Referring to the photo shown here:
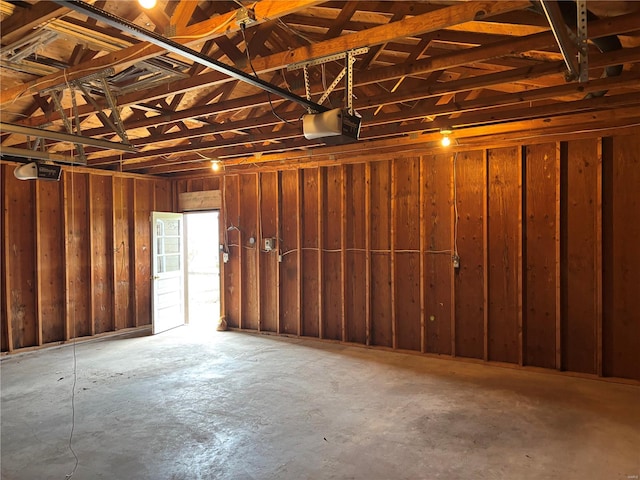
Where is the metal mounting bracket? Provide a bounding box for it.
[48,88,87,163]
[540,0,589,82]
[296,48,368,114]
[287,47,369,71]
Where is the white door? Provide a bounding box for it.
[152,212,185,334]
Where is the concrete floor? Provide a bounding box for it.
[1,327,638,480]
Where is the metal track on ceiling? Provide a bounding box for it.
[52,0,329,115]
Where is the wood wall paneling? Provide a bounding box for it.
[1,166,8,352]
[223,175,240,328]
[454,150,485,360]
[301,168,320,338]
[524,143,558,369]
[154,180,173,211]
[134,179,154,328]
[345,164,367,344]
[603,134,640,380]
[5,171,37,349]
[1,163,174,353]
[394,157,421,351]
[89,175,114,335]
[66,172,92,338]
[487,147,521,364]
[112,177,135,330]
[36,179,66,344]
[279,170,300,335]
[322,166,343,341]
[240,174,259,330]
[423,154,453,355]
[369,161,393,347]
[561,138,600,374]
[259,172,278,333]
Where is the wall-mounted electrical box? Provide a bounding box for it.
[263,238,276,252]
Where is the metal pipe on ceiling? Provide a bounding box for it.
[0,122,137,152]
[53,0,329,115]
[0,146,81,164]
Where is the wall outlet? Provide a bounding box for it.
[452,254,460,269]
[223,252,229,263]
[263,237,275,252]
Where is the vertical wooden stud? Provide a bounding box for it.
[419,155,426,354]
[237,176,243,330]
[132,180,139,328]
[88,177,96,336]
[390,159,397,350]
[318,168,324,339]
[555,142,562,369]
[64,173,72,341]
[365,163,372,346]
[256,173,262,331]
[34,183,44,346]
[110,177,118,332]
[483,150,489,362]
[341,165,347,342]
[4,170,14,351]
[450,152,456,357]
[518,147,525,366]
[595,138,603,376]
[296,170,303,336]
[275,173,280,334]
[219,175,226,324]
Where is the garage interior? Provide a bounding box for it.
[1,0,639,478]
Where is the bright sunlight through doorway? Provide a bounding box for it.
[185,211,220,326]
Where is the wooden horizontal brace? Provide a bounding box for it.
[0,0,322,105]
[0,122,136,152]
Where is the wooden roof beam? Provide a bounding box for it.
[0,0,323,105]
[0,2,69,45]
[85,75,640,168]
[170,0,199,31]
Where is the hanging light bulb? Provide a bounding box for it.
[138,0,156,9]
[440,128,452,147]
[211,160,221,172]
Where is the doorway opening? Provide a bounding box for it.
[185,211,220,326]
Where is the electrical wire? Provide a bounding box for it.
[65,145,79,480]
[240,22,294,126]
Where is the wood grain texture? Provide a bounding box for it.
[5,172,37,349]
[562,139,600,374]
[36,180,66,344]
[345,164,367,344]
[90,175,114,334]
[394,157,421,351]
[524,143,558,369]
[369,161,392,347]
[259,172,278,333]
[454,150,485,359]
[134,179,153,328]
[279,170,300,335]
[301,168,320,338]
[113,177,135,330]
[322,166,343,341]
[423,154,453,355]
[66,172,92,338]
[1,166,7,351]
[154,179,173,211]
[240,174,259,330]
[487,147,521,363]
[223,175,240,328]
[603,133,640,380]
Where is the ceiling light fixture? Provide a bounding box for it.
[138,0,156,9]
[211,160,221,172]
[440,128,453,147]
